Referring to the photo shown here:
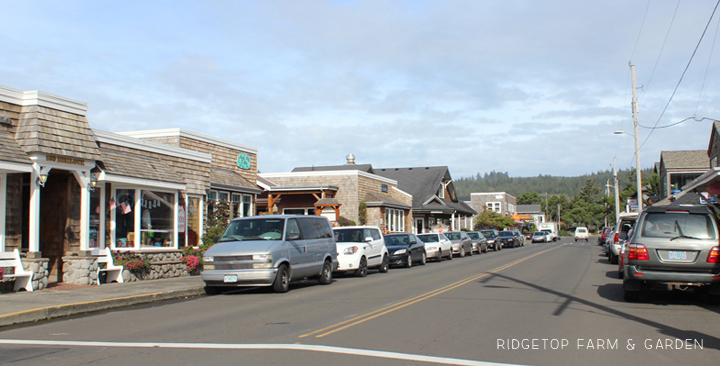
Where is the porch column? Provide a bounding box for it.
[28,163,47,253]
[72,170,92,251]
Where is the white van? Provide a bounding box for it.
[574,227,589,242]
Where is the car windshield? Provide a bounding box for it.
[641,212,715,239]
[445,232,462,240]
[467,233,480,240]
[417,234,438,243]
[333,229,365,243]
[533,232,545,236]
[384,235,410,246]
[481,231,496,238]
[219,218,285,241]
[498,231,513,237]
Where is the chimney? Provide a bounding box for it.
[346,153,356,165]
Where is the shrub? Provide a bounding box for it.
[180,243,212,272]
[112,251,151,273]
[337,216,356,226]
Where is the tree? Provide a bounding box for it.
[474,209,515,230]
[517,192,542,205]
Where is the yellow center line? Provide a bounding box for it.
[300,244,567,338]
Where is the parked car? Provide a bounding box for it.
[332,226,389,277]
[384,233,427,267]
[417,232,453,261]
[598,226,614,246]
[466,231,488,253]
[513,230,525,246]
[497,230,521,248]
[202,215,337,294]
[574,227,589,242]
[481,229,501,251]
[622,204,720,303]
[606,212,639,264]
[531,231,548,243]
[445,231,474,257]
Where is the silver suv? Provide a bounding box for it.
[622,204,720,302]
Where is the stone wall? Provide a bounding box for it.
[62,250,192,286]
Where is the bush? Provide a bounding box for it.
[180,243,212,272]
[337,216,356,226]
[112,251,151,273]
[202,200,231,245]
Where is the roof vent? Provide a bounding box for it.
[346,154,356,165]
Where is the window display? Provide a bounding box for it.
[140,190,174,248]
[114,188,135,248]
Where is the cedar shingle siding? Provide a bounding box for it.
[16,105,100,160]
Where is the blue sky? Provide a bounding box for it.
[3,1,719,178]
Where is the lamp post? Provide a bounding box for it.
[614,129,642,212]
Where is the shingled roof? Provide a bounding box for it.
[15,105,100,160]
[210,167,262,194]
[375,167,449,208]
[97,148,185,184]
[363,192,412,210]
[292,164,374,173]
[0,130,32,165]
[660,150,709,170]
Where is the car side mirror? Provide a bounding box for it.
[410,240,417,244]
[364,237,373,242]
[213,236,220,243]
[287,232,300,241]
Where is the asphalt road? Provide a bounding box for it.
[2,236,719,366]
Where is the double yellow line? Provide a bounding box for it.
[300,244,566,338]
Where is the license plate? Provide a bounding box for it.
[223,274,238,283]
[668,251,687,260]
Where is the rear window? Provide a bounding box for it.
[418,234,438,243]
[640,212,716,239]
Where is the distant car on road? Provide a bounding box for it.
[574,227,589,242]
[481,229,501,251]
[445,231,473,257]
[497,230,521,248]
[598,226,614,246]
[531,231,548,243]
[466,231,488,253]
[417,233,453,261]
[384,233,427,268]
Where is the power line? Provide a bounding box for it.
[638,0,720,151]
[640,0,681,102]
[695,13,720,114]
[638,116,719,129]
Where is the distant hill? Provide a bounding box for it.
[454,169,653,200]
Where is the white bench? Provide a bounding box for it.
[92,247,124,285]
[0,249,34,292]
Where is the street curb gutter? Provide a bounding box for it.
[0,287,206,327]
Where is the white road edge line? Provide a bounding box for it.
[0,339,530,366]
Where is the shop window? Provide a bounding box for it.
[218,191,229,202]
[140,190,175,248]
[186,196,202,247]
[114,188,136,248]
[89,187,101,248]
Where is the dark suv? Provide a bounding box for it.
[498,230,521,248]
[622,204,720,302]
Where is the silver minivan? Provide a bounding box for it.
[201,215,338,293]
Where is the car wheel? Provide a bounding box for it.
[623,289,640,302]
[318,260,333,285]
[610,252,618,265]
[420,251,427,265]
[273,264,290,293]
[378,255,389,273]
[405,254,413,268]
[459,247,466,257]
[355,256,368,277]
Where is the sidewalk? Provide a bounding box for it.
[0,276,206,327]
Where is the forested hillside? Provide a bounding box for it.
[454,169,654,199]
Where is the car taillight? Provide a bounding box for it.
[628,243,649,261]
[708,246,720,263]
[613,233,619,243]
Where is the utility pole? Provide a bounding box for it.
[613,156,621,221]
[630,63,643,212]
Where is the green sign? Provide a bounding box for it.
[237,153,252,170]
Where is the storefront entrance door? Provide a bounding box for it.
[39,171,73,282]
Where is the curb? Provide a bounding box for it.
[0,287,206,327]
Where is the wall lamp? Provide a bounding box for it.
[36,167,52,187]
[88,172,100,191]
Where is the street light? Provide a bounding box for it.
[614,130,643,212]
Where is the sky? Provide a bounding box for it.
[2,1,720,179]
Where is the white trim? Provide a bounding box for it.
[422,195,446,206]
[260,170,398,185]
[99,172,186,191]
[0,85,88,116]
[117,128,259,154]
[0,161,33,173]
[93,129,212,163]
[256,179,272,191]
